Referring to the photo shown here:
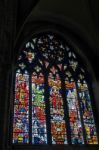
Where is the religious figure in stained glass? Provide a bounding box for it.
[48,67,67,144]
[32,71,47,144]
[65,78,84,144]
[77,79,98,144]
[13,70,29,143]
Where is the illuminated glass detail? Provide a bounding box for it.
[78,79,98,144]
[37,34,65,63]
[48,67,67,144]
[12,33,98,145]
[65,78,84,144]
[32,71,47,144]
[13,70,29,143]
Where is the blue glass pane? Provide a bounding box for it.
[78,80,98,144]
[66,79,84,144]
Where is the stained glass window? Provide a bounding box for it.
[32,70,47,144]
[12,33,98,145]
[13,70,29,143]
[77,79,98,144]
[65,77,84,144]
[48,67,67,144]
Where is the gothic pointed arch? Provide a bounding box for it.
[12,32,98,145]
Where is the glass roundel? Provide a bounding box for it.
[12,33,98,145]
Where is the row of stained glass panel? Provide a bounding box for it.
[13,70,98,144]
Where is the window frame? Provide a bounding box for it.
[9,30,99,148]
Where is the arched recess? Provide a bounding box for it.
[9,32,99,149]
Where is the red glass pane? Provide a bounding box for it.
[49,67,67,144]
[13,71,29,143]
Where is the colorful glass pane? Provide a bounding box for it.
[48,67,67,144]
[69,60,78,71]
[13,70,29,143]
[37,34,65,63]
[77,80,98,144]
[65,79,84,144]
[24,50,35,63]
[32,72,47,144]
